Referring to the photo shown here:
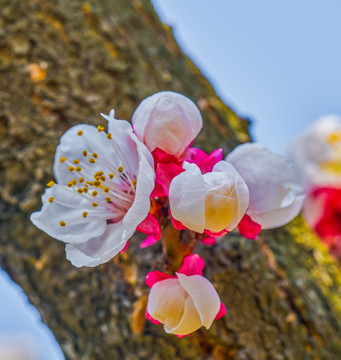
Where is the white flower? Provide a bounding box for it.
[226,143,304,229]
[169,161,249,234]
[132,91,202,157]
[289,115,341,187]
[31,111,155,267]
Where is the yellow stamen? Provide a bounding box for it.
[79,177,84,183]
[92,153,98,158]
[93,180,101,186]
[67,182,73,188]
[92,191,98,196]
[83,212,88,218]
[48,197,54,203]
[59,221,66,227]
[77,188,83,194]
[47,181,55,187]
[59,157,66,163]
[105,197,111,203]
[86,181,93,185]
[68,166,75,171]
[83,187,88,193]
[83,150,87,157]
[109,174,114,179]
[327,131,341,145]
[92,202,98,207]
[118,166,124,173]
[107,133,112,139]
[97,125,104,132]
[132,179,137,186]
[75,166,82,172]
[104,187,110,193]
[89,158,95,164]
[77,130,83,136]
[73,159,80,164]
[71,179,77,186]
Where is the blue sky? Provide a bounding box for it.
[1,1,341,357]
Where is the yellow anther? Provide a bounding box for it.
[67,182,73,187]
[48,197,54,203]
[93,180,101,186]
[47,181,55,187]
[132,179,137,186]
[100,176,106,181]
[83,212,88,218]
[79,177,84,183]
[327,131,341,145]
[83,150,87,157]
[105,197,111,203]
[104,187,110,193]
[68,166,75,171]
[92,191,98,197]
[77,188,83,194]
[83,187,88,193]
[92,202,98,207]
[107,133,112,140]
[97,125,104,132]
[71,179,77,186]
[109,174,114,179]
[59,157,67,163]
[95,171,104,177]
[92,153,98,158]
[89,158,96,164]
[59,221,66,227]
[118,166,124,173]
[76,166,82,172]
[73,159,80,164]
[77,130,83,136]
[86,181,93,185]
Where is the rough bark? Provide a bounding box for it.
[0,0,340,359]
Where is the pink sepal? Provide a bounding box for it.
[146,271,175,287]
[215,302,227,320]
[137,213,161,240]
[120,241,129,254]
[238,214,261,240]
[155,162,184,197]
[169,209,187,230]
[140,235,159,248]
[145,309,161,325]
[176,333,190,338]
[182,147,223,174]
[200,236,216,245]
[178,254,205,276]
[204,228,229,238]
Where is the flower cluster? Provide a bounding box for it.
[290,116,341,259]
[31,91,304,336]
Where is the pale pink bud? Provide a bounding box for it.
[132,91,202,157]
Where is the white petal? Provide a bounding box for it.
[147,278,185,330]
[176,273,220,329]
[165,296,203,335]
[54,123,138,185]
[226,143,304,228]
[169,163,206,233]
[132,91,202,157]
[65,222,128,267]
[30,185,107,244]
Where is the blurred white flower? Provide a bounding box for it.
[132,91,202,157]
[226,143,304,229]
[289,115,341,188]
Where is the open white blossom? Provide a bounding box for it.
[31,111,155,267]
[289,115,341,187]
[226,143,304,229]
[132,91,202,157]
[169,161,249,234]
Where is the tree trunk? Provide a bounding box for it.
[1,0,340,359]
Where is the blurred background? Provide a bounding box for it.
[1,1,341,358]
